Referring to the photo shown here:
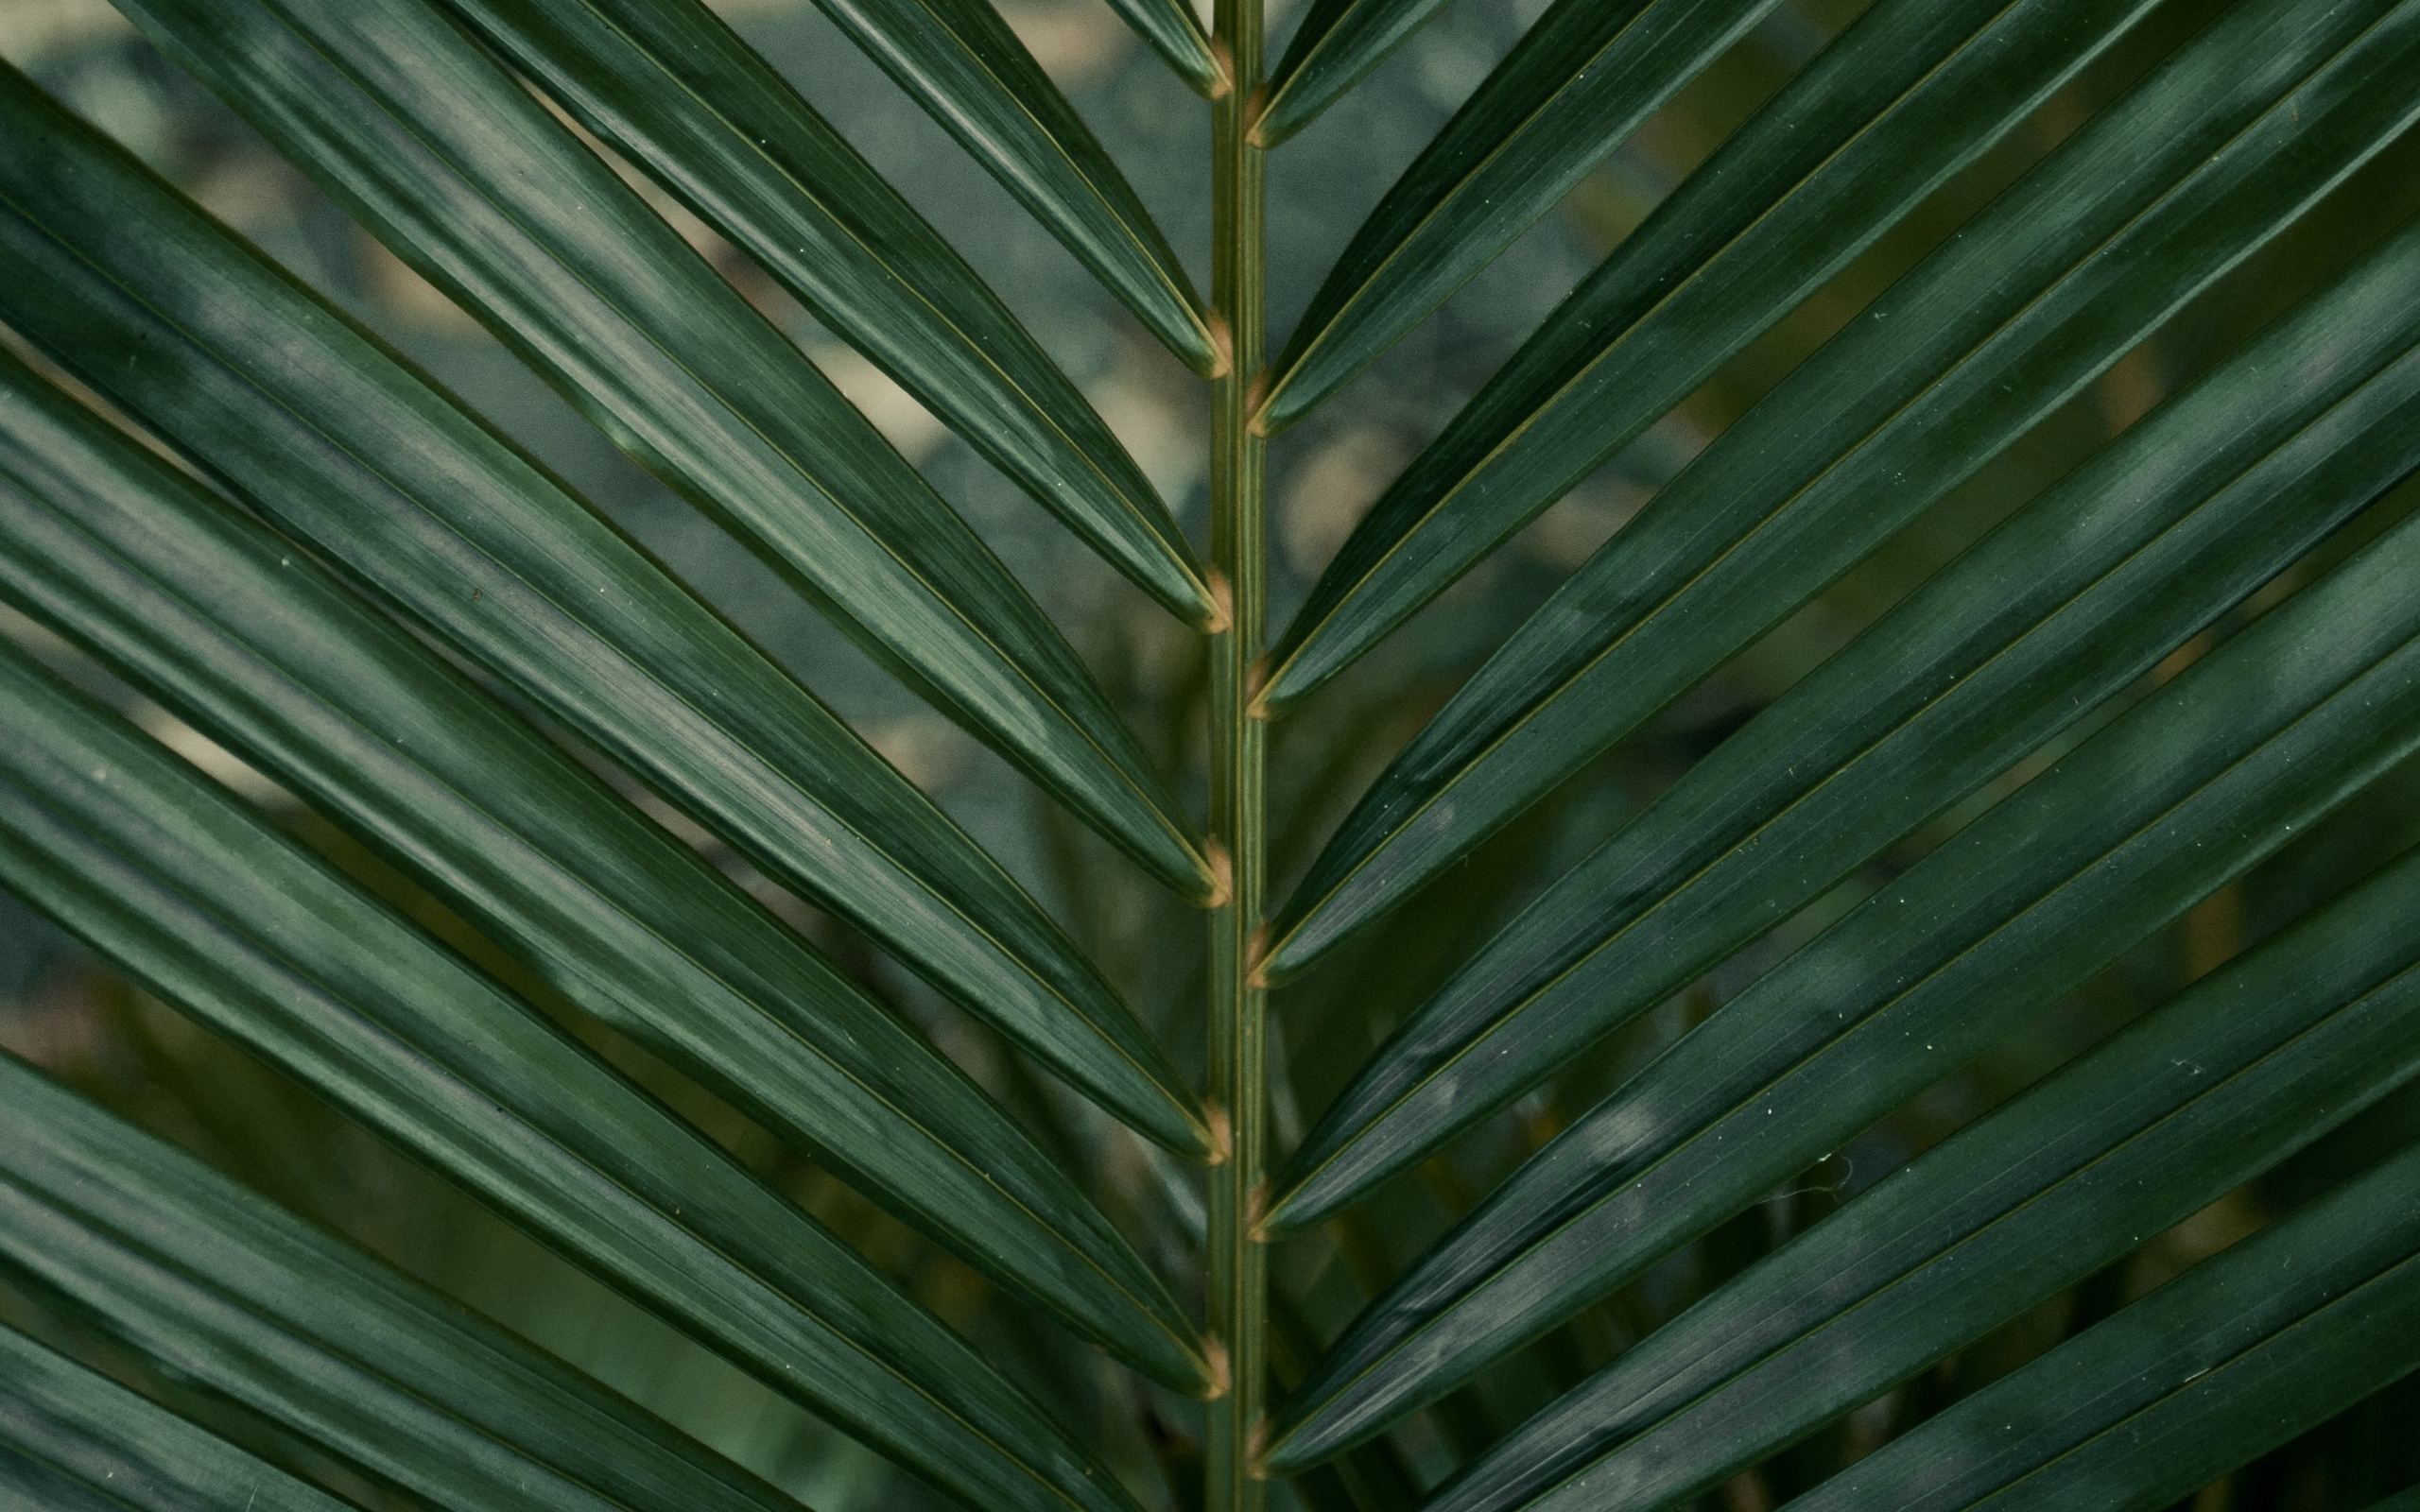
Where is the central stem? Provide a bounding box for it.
[1205,0,1266,1502]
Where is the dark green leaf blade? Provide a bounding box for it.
[1785,1139,2420,1512]
[1268,494,2420,1457]
[1265,197,2420,1235]
[0,1321,355,1512]
[436,0,1215,626]
[0,58,1219,1149]
[105,0,1211,898]
[1269,0,2420,967]
[1092,0,1224,99]
[1420,841,2420,1512]
[1253,0,1452,150]
[1253,0,1787,435]
[0,647,1141,1512]
[0,1071,816,1512]
[808,0,1220,365]
[0,348,1212,1393]
[1257,0,2163,715]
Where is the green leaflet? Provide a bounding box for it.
[1267,0,2420,965]
[1093,0,1224,98]
[0,647,1140,1512]
[434,0,1214,626]
[1417,841,2420,1512]
[1788,1138,2420,1512]
[0,62,1213,1116]
[3,0,2401,1493]
[1257,0,2163,715]
[0,1067,811,1512]
[102,0,1211,898]
[1263,198,2420,1239]
[1253,0,1454,149]
[0,1320,354,1512]
[804,0,1219,363]
[0,347,1212,1390]
[1265,489,2420,1458]
[1253,0,1786,435]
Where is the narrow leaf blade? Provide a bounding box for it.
[1785,1139,2420,1512]
[808,0,1219,364]
[1271,0,2420,965]
[1254,0,1787,434]
[1271,494,2420,1452]
[0,349,1211,1392]
[1093,0,1224,97]
[1422,842,2420,1512]
[0,645,1140,1512]
[109,0,1211,896]
[0,1321,354,1512]
[1255,0,1453,149]
[1259,0,2163,715]
[0,1070,815,1512]
[438,0,1215,624]
[1270,199,2420,1235]
[0,58,1219,1135]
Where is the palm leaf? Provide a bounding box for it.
[0,342,1213,1383]
[1409,838,2420,1510]
[1254,0,2166,718]
[0,59,1215,1086]
[1787,1136,2420,1511]
[1269,489,2420,1445]
[1096,0,1224,95]
[1270,0,2420,957]
[0,644,1138,1512]
[102,0,1211,896]
[801,0,1221,364]
[0,1057,812,1512]
[437,0,1216,625]
[0,1320,355,1512]
[1254,0,1786,436]
[9,0,2420,1502]
[1264,198,2420,1242]
[1253,0,1457,149]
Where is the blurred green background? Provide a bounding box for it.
[5,0,2420,1506]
